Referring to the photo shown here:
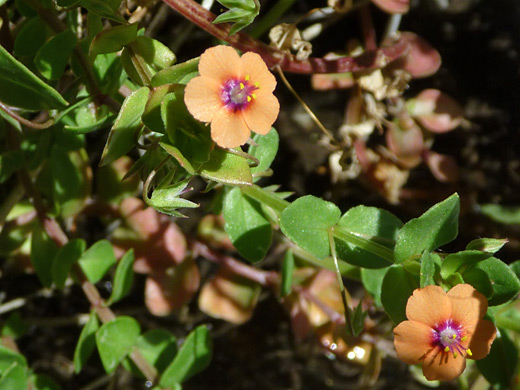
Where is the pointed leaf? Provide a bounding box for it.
[394,193,459,263]
[107,249,134,305]
[73,311,99,374]
[200,148,252,186]
[89,23,138,58]
[249,127,278,177]
[52,238,86,289]
[159,325,212,387]
[78,239,116,283]
[100,86,149,166]
[0,45,68,110]
[473,257,520,306]
[31,223,59,287]
[34,30,77,80]
[381,265,419,323]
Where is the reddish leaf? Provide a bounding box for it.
[410,89,463,133]
[372,0,409,14]
[424,151,459,182]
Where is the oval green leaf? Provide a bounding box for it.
[381,264,419,324]
[96,316,140,374]
[394,193,459,264]
[280,195,341,259]
[73,311,99,374]
[223,187,272,263]
[107,249,134,305]
[34,30,77,80]
[78,239,116,283]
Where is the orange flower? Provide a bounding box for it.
[393,284,496,381]
[184,45,279,148]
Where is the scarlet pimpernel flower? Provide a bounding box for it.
[393,284,496,381]
[184,45,280,148]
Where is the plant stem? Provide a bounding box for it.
[249,0,297,38]
[329,227,355,335]
[7,127,159,385]
[162,0,408,74]
[359,5,376,51]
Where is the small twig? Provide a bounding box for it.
[359,5,376,51]
[192,240,277,286]
[275,66,337,143]
[0,101,55,129]
[162,0,408,74]
[328,227,355,336]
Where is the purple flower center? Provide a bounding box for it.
[431,319,472,358]
[220,77,259,111]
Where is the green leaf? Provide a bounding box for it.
[13,17,48,57]
[466,237,508,254]
[89,23,138,58]
[280,195,341,259]
[30,373,62,390]
[92,52,124,95]
[420,251,435,287]
[0,150,25,183]
[360,267,388,307]
[78,239,117,283]
[381,265,419,323]
[1,312,29,339]
[0,345,27,372]
[0,44,68,110]
[50,147,90,217]
[31,223,59,287]
[249,127,278,178]
[335,206,401,268]
[122,329,178,377]
[200,148,252,186]
[480,204,520,225]
[96,316,140,374]
[73,311,99,374]
[473,257,520,306]
[223,187,271,263]
[440,250,492,280]
[121,36,176,86]
[476,328,517,389]
[107,249,134,305]
[213,0,260,35]
[142,84,175,133]
[510,260,520,280]
[0,362,27,390]
[52,239,86,289]
[34,30,77,80]
[80,0,125,22]
[100,86,149,166]
[281,250,294,297]
[394,193,459,263]
[160,325,212,387]
[462,267,494,298]
[151,57,199,87]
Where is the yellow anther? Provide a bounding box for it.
[245,75,250,81]
[252,93,257,99]
[254,82,260,88]
[444,347,450,352]
[247,96,251,102]
[452,334,457,340]
[453,353,458,358]
[467,348,472,356]
[240,83,245,90]
[461,336,467,341]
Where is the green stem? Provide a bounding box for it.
[242,184,395,266]
[329,227,355,335]
[241,184,289,214]
[249,0,297,38]
[333,226,395,264]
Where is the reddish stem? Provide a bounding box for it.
[359,5,377,51]
[192,240,278,286]
[162,0,408,74]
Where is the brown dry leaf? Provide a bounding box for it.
[198,267,261,324]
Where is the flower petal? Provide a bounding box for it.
[199,45,240,81]
[406,285,451,326]
[184,76,222,122]
[447,283,488,328]
[393,320,434,364]
[243,91,280,136]
[210,108,251,148]
[239,51,277,93]
[467,319,496,360]
[422,350,466,381]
